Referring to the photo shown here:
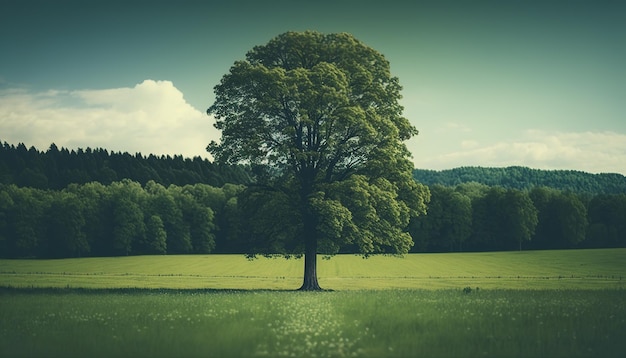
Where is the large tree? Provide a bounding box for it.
[207,31,429,290]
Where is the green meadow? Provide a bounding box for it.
[1,248,624,290]
[1,249,625,357]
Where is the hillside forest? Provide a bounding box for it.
[1,141,625,258]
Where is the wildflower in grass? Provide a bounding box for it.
[255,293,362,357]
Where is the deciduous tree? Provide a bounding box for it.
[207,31,429,290]
[144,215,167,254]
[410,185,472,252]
[586,194,626,248]
[530,187,587,249]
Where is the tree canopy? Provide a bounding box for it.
[207,31,429,290]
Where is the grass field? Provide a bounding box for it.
[1,248,624,290]
[1,249,625,357]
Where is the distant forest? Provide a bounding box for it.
[0,141,251,189]
[1,141,625,258]
[413,167,626,195]
[3,141,625,195]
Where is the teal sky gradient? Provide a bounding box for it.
[1,0,625,174]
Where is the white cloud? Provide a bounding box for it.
[413,130,626,175]
[0,80,220,159]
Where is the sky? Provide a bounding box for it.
[1,0,625,174]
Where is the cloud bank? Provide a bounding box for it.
[413,129,626,175]
[2,82,624,175]
[0,80,219,159]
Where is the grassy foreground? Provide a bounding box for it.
[0,248,624,290]
[1,249,625,357]
[1,288,624,357]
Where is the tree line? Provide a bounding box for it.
[413,166,626,194]
[1,140,625,258]
[409,183,626,252]
[1,179,624,259]
[5,142,624,196]
[0,141,251,190]
[0,180,247,258]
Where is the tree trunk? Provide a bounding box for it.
[298,193,322,291]
[298,235,321,291]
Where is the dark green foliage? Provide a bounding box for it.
[409,167,625,252]
[144,182,190,254]
[112,198,144,256]
[414,166,626,194]
[2,186,49,257]
[175,186,216,254]
[0,181,624,258]
[411,183,623,252]
[529,187,588,249]
[143,215,167,254]
[45,192,89,258]
[0,181,230,258]
[500,189,539,251]
[235,188,303,256]
[0,140,251,189]
[586,194,626,248]
[408,185,472,252]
